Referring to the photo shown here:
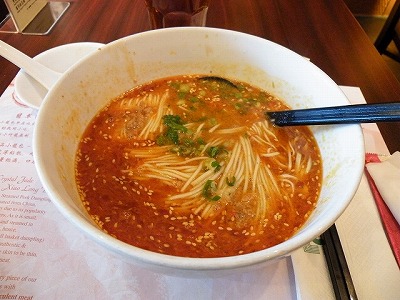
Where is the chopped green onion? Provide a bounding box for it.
[226,176,236,186]
[209,118,218,126]
[211,195,221,201]
[211,160,221,172]
[202,180,220,201]
[156,115,187,145]
[207,146,219,158]
[179,83,191,93]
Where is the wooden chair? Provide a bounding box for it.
[375,0,400,63]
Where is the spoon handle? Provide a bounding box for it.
[0,40,61,90]
[266,103,400,126]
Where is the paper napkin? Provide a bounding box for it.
[365,152,400,267]
[291,240,335,300]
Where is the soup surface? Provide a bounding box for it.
[75,75,322,258]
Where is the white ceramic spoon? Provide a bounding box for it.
[0,40,103,108]
[0,40,61,90]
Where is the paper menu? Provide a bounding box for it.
[0,86,43,297]
[0,83,296,299]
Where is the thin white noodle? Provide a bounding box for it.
[234,160,245,188]
[241,137,254,192]
[305,157,313,173]
[181,163,205,192]
[168,183,205,200]
[193,201,208,215]
[193,123,205,139]
[200,138,224,155]
[255,175,267,220]
[217,142,240,189]
[201,202,214,218]
[252,155,261,191]
[250,134,275,148]
[256,168,269,203]
[280,173,298,180]
[169,197,202,208]
[146,168,191,181]
[189,168,215,188]
[155,156,208,166]
[263,163,280,193]
[261,152,280,157]
[250,123,262,135]
[261,121,278,141]
[295,152,302,172]
[145,174,177,186]
[214,126,247,134]
[280,178,295,194]
[142,96,161,135]
[208,124,220,133]
[177,105,190,112]
[158,165,198,171]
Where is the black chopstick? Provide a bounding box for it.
[266,103,400,126]
[321,224,358,300]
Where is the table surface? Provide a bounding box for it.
[1,0,399,153]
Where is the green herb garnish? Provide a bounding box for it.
[207,146,220,158]
[156,115,187,145]
[226,176,236,186]
[211,160,221,172]
[202,180,221,201]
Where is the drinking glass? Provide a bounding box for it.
[144,0,211,29]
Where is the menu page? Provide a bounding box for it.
[0,82,296,299]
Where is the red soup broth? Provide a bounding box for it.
[75,75,322,258]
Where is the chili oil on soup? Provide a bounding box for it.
[75,75,322,258]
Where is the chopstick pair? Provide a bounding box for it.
[321,225,358,300]
[266,103,400,126]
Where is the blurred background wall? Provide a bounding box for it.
[344,0,395,16]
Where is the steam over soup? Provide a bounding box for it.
[75,75,322,258]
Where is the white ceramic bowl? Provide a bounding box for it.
[33,27,364,277]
